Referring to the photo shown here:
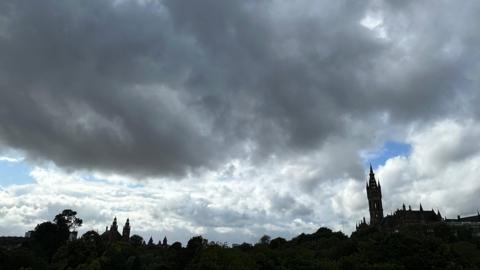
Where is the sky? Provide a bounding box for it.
[1,0,480,245]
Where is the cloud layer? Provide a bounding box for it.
[1,0,480,241]
[0,0,477,178]
[2,119,480,244]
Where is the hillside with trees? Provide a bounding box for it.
[1,210,480,270]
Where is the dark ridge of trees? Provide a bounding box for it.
[1,210,480,269]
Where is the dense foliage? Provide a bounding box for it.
[2,211,480,270]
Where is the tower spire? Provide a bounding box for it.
[163,236,168,246]
[366,164,383,226]
[368,164,377,186]
[122,218,131,241]
[110,217,118,232]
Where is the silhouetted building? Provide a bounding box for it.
[446,213,480,223]
[102,217,131,241]
[445,213,480,236]
[357,166,480,233]
[356,217,369,230]
[163,236,168,246]
[358,166,442,230]
[366,165,383,225]
[122,218,130,241]
[381,204,442,229]
[147,236,154,246]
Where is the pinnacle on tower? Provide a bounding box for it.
[366,164,383,226]
[110,217,118,232]
[368,164,377,186]
[122,218,131,240]
[163,236,168,246]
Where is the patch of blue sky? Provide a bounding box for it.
[362,141,411,170]
[81,173,145,189]
[0,159,34,186]
[78,173,108,184]
[126,182,145,189]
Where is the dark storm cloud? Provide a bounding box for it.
[0,0,478,177]
[269,193,313,217]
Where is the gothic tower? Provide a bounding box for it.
[122,218,131,240]
[162,236,168,246]
[366,165,383,225]
[110,217,118,232]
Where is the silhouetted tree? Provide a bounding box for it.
[80,230,105,255]
[31,222,66,260]
[170,241,182,250]
[81,230,100,243]
[187,236,208,255]
[234,242,252,252]
[54,209,83,232]
[182,236,210,268]
[130,234,144,246]
[270,237,287,249]
[259,234,271,245]
[0,247,47,270]
[5,211,480,270]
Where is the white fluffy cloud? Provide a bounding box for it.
[0,158,362,243]
[378,119,480,218]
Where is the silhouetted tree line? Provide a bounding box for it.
[2,209,480,269]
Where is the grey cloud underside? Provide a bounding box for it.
[0,0,478,177]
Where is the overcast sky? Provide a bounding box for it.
[1,0,480,244]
